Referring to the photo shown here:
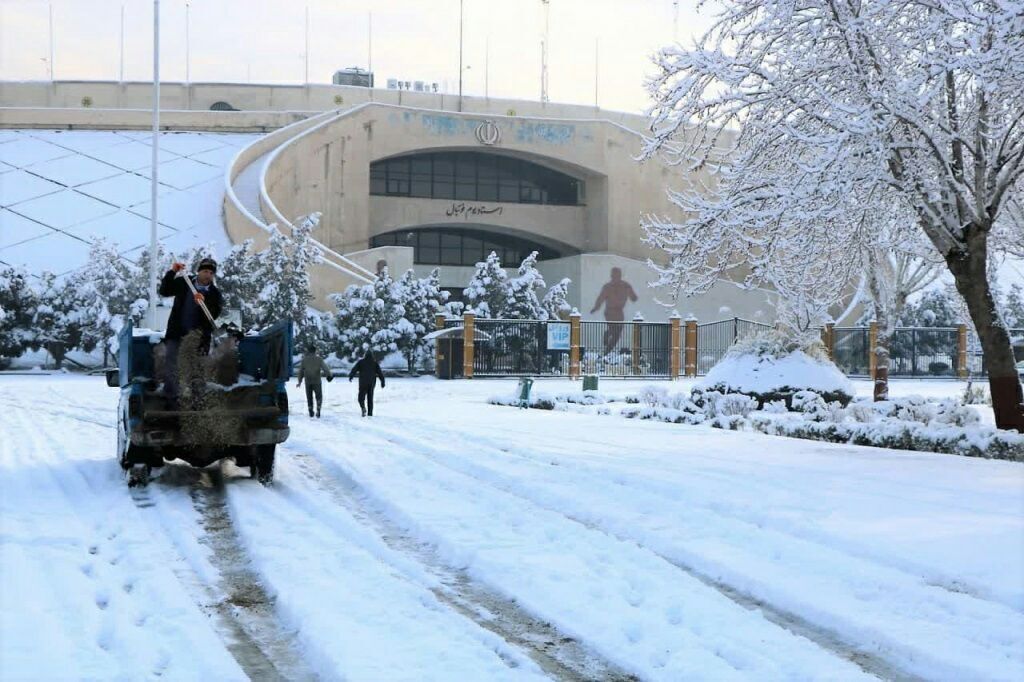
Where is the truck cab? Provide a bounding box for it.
[108,320,292,486]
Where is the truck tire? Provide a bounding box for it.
[252,444,275,485]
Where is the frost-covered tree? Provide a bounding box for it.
[543,277,573,321]
[644,1,1024,428]
[464,251,510,318]
[395,268,449,371]
[504,251,548,320]
[71,241,149,359]
[214,238,264,328]
[254,216,323,346]
[30,271,87,368]
[329,268,415,362]
[0,265,36,362]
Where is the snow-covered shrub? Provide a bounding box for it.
[697,329,854,408]
[763,399,789,414]
[845,402,878,424]
[792,390,827,413]
[934,400,981,427]
[638,385,669,407]
[893,396,937,424]
[713,393,758,418]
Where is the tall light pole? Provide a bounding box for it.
[540,0,549,103]
[457,0,464,111]
[304,3,310,84]
[147,0,161,329]
[185,0,190,84]
[48,2,55,81]
[594,37,599,109]
[484,35,489,99]
[119,4,125,82]
[673,0,679,41]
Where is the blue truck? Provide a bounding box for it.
[107,320,293,486]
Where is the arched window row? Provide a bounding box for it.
[371,227,563,267]
[370,151,582,206]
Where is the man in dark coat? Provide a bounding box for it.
[159,258,223,398]
[296,344,333,418]
[348,350,385,417]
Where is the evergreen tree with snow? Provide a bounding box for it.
[30,271,86,368]
[395,268,449,371]
[504,251,547,320]
[70,240,149,359]
[214,239,265,330]
[542,277,573,321]
[254,216,324,347]
[329,268,415,362]
[0,265,36,362]
[464,251,510,318]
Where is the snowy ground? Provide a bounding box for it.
[1,375,1022,681]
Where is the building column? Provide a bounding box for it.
[569,310,581,380]
[684,316,698,377]
[463,310,475,379]
[869,321,878,380]
[434,313,446,379]
[957,323,968,379]
[670,312,681,379]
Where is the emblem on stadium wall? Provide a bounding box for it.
[475,120,501,145]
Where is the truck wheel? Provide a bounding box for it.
[252,444,275,486]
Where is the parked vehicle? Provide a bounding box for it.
[107,320,292,486]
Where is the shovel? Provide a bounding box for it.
[177,270,231,344]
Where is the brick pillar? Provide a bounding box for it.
[869,321,878,380]
[957,323,968,379]
[670,312,682,379]
[822,323,835,360]
[569,311,581,380]
[631,312,643,375]
[684,317,698,377]
[434,313,446,379]
[463,311,475,379]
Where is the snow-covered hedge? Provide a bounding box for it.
[697,331,854,407]
[488,389,611,411]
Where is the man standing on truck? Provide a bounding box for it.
[159,258,223,400]
[348,350,385,417]
[296,344,333,418]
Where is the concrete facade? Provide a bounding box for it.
[3,81,779,324]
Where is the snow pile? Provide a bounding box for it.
[699,348,853,399]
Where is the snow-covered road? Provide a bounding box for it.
[2,375,1022,681]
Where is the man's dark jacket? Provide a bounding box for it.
[159,270,223,342]
[349,354,385,389]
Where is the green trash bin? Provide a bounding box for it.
[583,374,599,391]
[517,377,534,408]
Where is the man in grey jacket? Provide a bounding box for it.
[296,344,333,418]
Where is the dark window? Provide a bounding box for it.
[371,228,563,267]
[370,151,582,206]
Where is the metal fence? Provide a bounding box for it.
[431,316,1024,380]
[472,319,568,377]
[696,318,773,375]
[579,320,672,378]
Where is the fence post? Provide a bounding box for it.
[684,316,698,377]
[821,322,835,360]
[631,312,643,375]
[670,311,681,379]
[434,313,446,379]
[869,321,878,380]
[957,323,968,379]
[569,310,581,380]
[463,310,475,379]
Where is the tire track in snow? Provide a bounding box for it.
[367,412,1019,613]
[281,446,638,682]
[0,389,315,680]
[341,418,922,682]
[130,465,317,682]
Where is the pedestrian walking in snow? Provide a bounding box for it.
[159,258,222,400]
[296,344,333,418]
[348,350,385,417]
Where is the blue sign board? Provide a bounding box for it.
[547,322,570,350]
